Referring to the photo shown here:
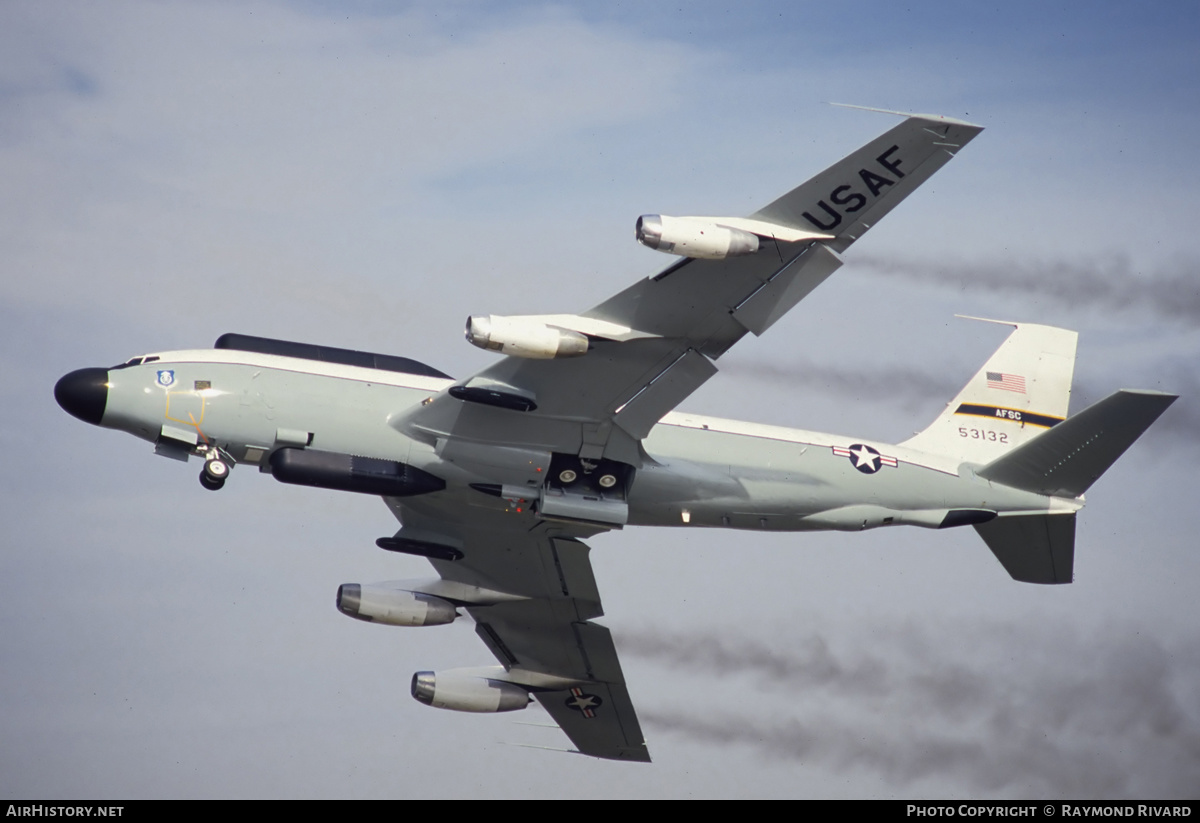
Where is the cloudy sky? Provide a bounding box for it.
[4,0,1199,799]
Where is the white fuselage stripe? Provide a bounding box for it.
[138,349,454,392]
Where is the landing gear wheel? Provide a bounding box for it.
[200,458,229,491]
[199,471,226,491]
[558,469,578,484]
[598,474,617,488]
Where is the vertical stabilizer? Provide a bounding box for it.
[901,319,1077,464]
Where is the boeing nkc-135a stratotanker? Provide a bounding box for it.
[55,110,1175,762]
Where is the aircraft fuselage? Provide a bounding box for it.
[57,346,1074,536]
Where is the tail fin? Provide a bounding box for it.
[901,319,1078,464]
[978,389,1177,497]
[972,389,1175,586]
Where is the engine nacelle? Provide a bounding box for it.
[636,214,760,259]
[465,315,589,359]
[411,669,531,713]
[336,584,457,627]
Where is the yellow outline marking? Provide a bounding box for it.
[165,392,210,443]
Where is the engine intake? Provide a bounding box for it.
[465,315,589,359]
[337,584,458,627]
[411,669,531,713]
[636,214,760,259]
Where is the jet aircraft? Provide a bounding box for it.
[55,110,1175,762]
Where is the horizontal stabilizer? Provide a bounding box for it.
[977,390,1176,497]
[975,513,1076,584]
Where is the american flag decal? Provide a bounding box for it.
[986,371,1026,393]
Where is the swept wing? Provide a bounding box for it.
[388,112,984,759]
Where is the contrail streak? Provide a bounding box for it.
[853,254,1200,322]
[626,626,1200,797]
[720,357,957,410]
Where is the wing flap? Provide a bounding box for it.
[473,600,593,676]
[730,242,844,336]
[612,347,719,441]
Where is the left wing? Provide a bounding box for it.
[396,112,983,465]
[388,496,650,761]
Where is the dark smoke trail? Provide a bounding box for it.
[621,632,890,697]
[853,254,1200,322]
[719,357,958,410]
[627,626,1200,797]
[718,359,1196,444]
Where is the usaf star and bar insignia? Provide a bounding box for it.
[832,443,898,474]
[565,687,603,718]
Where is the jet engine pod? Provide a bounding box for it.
[411,669,532,713]
[465,315,589,359]
[337,584,458,627]
[635,214,760,259]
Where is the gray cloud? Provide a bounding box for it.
[628,626,1200,797]
[854,255,1200,323]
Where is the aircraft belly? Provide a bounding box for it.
[633,423,1063,531]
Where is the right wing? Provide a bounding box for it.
[388,496,650,761]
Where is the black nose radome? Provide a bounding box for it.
[55,368,109,426]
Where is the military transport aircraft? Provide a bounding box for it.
[55,110,1175,762]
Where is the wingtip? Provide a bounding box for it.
[828,102,984,129]
[1115,388,1180,403]
[501,740,653,762]
[954,314,1019,328]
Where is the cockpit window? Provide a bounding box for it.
[110,355,160,370]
